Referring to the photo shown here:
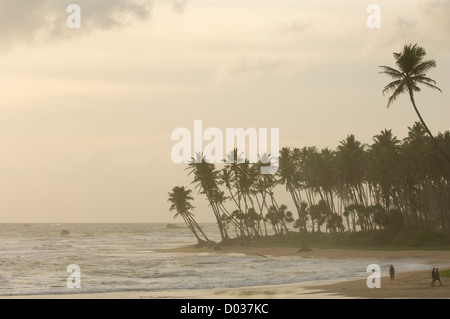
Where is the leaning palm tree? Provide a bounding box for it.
[379,43,450,162]
[168,186,210,244]
[187,153,229,241]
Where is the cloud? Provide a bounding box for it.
[214,55,300,83]
[417,0,450,48]
[360,1,450,59]
[277,19,311,34]
[0,0,153,51]
[418,0,450,27]
[170,0,189,13]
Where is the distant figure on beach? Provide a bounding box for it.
[435,268,443,286]
[431,268,436,287]
[389,265,395,280]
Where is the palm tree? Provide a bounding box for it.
[335,135,367,210]
[278,147,304,228]
[379,43,450,162]
[187,153,230,241]
[314,148,337,214]
[168,186,210,244]
[265,204,292,235]
[367,129,401,211]
[400,122,431,226]
[309,200,327,233]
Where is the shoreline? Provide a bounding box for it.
[2,246,449,299]
[158,244,450,264]
[158,244,450,298]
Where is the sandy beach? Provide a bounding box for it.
[160,245,450,299]
[2,245,449,299]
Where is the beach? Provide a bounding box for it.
[161,245,450,299]
[2,245,449,299]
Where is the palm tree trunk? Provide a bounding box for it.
[258,191,269,236]
[226,184,245,216]
[345,215,350,232]
[182,214,203,244]
[187,215,211,242]
[207,196,226,241]
[409,89,450,163]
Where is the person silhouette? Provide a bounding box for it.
[435,268,443,286]
[389,265,395,280]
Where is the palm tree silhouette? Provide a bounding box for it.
[379,43,450,162]
[187,153,229,241]
[168,186,210,244]
[335,134,367,209]
[278,147,305,228]
[367,129,401,211]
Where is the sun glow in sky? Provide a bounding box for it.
[0,0,449,222]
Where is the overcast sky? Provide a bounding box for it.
[0,0,449,223]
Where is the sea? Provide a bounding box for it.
[0,223,431,297]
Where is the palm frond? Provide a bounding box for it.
[386,84,406,108]
[395,44,426,73]
[379,66,403,79]
[415,79,442,92]
[411,83,421,92]
[413,76,442,92]
[411,59,437,75]
[411,75,437,85]
[382,80,403,96]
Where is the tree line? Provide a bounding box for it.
[168,44,449,244]
[169,123,449,244]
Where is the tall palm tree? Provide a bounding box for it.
[187,153,229,241]
[278,147,311,231]
[367,129,401,211]
[400,122,431,226]
[168,186,210,244]
[379,43,450,162]
[335,135,367,210]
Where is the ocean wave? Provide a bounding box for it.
[0,223,432,297]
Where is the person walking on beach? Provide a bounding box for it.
[431,268,436,287]
[389,265,395,280]
[435,268,443,286]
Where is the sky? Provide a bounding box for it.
[0,0,449,223]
